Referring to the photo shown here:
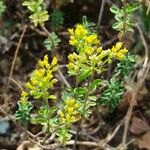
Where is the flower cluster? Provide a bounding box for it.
[68,24,99,53]
[58,98,80,125]
[20,91,29,102]
[25,55,57,100]
[67,24,128,79]
[22,0,49,26]
[108,42,128,60]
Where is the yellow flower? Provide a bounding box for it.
[84,34,99,45]
[68,29,74,35]
[111,42,123,52]
[20,91,29,102]
[25,55,58,100]
[110,42,128,60]
[58,98,80,124]
[116,53,124,60]
[96,47,102,53]
[75,24,88,37]
[119,48,128,54]
[65,98,75,106]
[21,91,28,98]
[69,37,78,46]
[84,46,94,55]
[57,110,64,118]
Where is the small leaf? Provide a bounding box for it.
[74,87,87,97]
[49,106,57,117]
[110,6,120,14]
[130,116,150,135]
[44,32,61,51]
[90,79,102,91]
[33,92,43,99]
[49,95,57,100]
[78,68,92,82]
[112,22,123,31]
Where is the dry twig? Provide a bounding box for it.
[6,25,27,90]
[121,24,150,149]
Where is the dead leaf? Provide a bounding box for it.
[130,116,150,135]
[17,141,42,150]
[118,91,137,111]
[138,131,150,150]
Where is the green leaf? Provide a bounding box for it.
[88,96,97,101]
[56,128,72,143]
[90,79,102,91]
[78,68,92,82]
[0,0,6,16]
[126,2,140,13]
[99,79,125,112]
[34,107,58,132]
[22,1,41,12]
[44,32,61,51]
[29,10,49,26]
[51,10,64,28]
[110,6,120,14]
[49,106,57,117]
[112,22,123,31]
[48,95,57,100]
[74,87,87,97]
[32,92,43,99]
[15,101,33,126]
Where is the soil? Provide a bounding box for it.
[0,0,150,150]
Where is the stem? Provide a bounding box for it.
[6,25,27,90]
[97,0,106,30]
[40,24,56,52]
[73,69,95,150]
[120,0,127,41]
[46,97,50,134]
[82,73,94,115]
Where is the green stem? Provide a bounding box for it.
[120,0,127,41]
[40,24,56,51]
[73,69,95,150]
[82,69,95,116]
[46,99,50,133]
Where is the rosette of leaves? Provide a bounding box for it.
[51,10,64,28]
[15,92,33,126]
[31,106,58,132]
[99,79,125,112]
[114,53,135,79]
[110,1,140,35]
[22,0,49,26]
[16,101,33,126]
[56,127,72,143]
[99,53,135,111]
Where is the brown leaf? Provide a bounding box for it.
[118,91,137,111]
[130,116,150,135]
[138,131,150,150]
[17,141,42,150]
